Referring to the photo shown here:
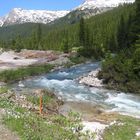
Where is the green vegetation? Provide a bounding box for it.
[69,56,88,64]
[0,86,8,94]
[0,64,53,83]
[99,0,140,93]
[0,89,95,140]
[1,90,140,140]
[0,4,134,57]
[4,110,93,140]
[27,90,57,106]
[103,116,140,140]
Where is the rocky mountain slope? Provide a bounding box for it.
[52,0,134,25]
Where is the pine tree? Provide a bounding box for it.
[36,24,41,42]
[129,0,140,45]
[15,35,23,52]
[62,30,69,53]
[63,39,69,53]
[135,0,140,23]
[117,15,128,51]
[36,24,42,49]
[79,18,85,46]
[132,35,140,77]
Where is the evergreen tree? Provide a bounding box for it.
[117,15,128,51]
[11,39,16,50]
[108,34,117,52]
[37,24,41,41]
[132,35,140,78]
[36,24,42,49]
[129,0,140,45]
[85,26,91,48]
[15,35,23,52]
[79,18,85,46]
[62,30,69,53]
[30,31,38,50]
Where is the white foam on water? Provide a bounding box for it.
[75,94,88,101]
[105,92,140,117]
[57,71,69,76]
[39,78,73,89]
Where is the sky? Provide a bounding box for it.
[0,0,84,16]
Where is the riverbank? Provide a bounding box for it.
[59,101,140,140]
[0,88,97,139]
[0,64,54,83]
[0,50,91,84]
[0,50,72,84]
[0,50,71,71]
[1,86,140,140]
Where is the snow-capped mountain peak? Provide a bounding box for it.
[0,8,70,26]
[0,17,4,26]
[77,0,135,10]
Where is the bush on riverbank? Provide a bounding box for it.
[98,53,140,94]
[0,64,53,83]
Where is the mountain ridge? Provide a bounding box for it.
[0,0,135,27]
[0,8,69,26]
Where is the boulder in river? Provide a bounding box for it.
[78,69,103,88]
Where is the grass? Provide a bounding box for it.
[1,89,140,140]
[26,90,54,106]
[4,112,80,140]
[1,90,140,140]
[103,115,140,140]
[0,89,94,140]
[2,101,93,140]
[0,98,14,108]
[0,64,53,83]
[0,86,8,94]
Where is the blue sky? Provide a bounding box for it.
[0,0,84,16]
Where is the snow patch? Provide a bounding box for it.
[77,0,135,10]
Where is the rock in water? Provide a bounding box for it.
[79,69,103,87]
[18,81,25,88]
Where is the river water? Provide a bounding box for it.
[16,62,140,118]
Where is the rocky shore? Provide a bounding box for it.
[0,50,71,71]
[78,69,103,88]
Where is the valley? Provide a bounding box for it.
[0,0,140,140]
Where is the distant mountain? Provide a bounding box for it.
[51,0,135,25]
[0,8,69,26]
[0,17,4,26]
[76,0,135,10]
[0,0,135,27]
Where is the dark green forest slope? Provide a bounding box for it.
[99,0,140,94]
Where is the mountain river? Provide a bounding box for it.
[14,62,140,118]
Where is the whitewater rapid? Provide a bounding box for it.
[17,62,140,118]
